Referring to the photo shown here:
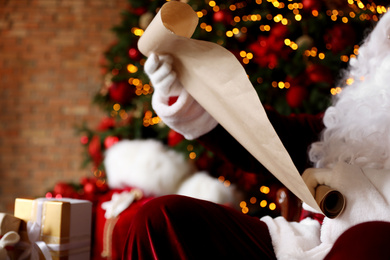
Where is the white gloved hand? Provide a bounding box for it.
[145,53,218,140]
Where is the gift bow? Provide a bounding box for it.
[18,199,52,260]
[101,189,143,219]
[0,231,20,260]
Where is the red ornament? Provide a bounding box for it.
[128,48,141,61]
[286,87,308,108]
[167,129,184,147]
[97,117,115,131]
[239,172,260,191]
[270,23,289,39]
[80,135,89,145]
[213,10,232,25]
[194,152,214,172]
[104,136,120,149]
[306,64,333,85]
[108,81,135,105]
[324,24,356,53]
[131,7,147,16]
[53,182,76,198]
[213,10,225,22]
[285,74,307,88]
[96,178,109,192]
[249,24,291,68]
[88,135,103,166]
[80,176,89,186]
[302,0,322,11]
[84,182,97,195]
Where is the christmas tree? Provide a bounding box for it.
[75,0,387,216]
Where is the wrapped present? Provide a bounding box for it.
[14,198,92,260]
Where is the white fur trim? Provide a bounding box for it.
[176,171,240,206]
[104,139,193,196]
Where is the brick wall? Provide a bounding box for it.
[0,0,128,213]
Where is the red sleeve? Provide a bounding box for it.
[197,107,324,175]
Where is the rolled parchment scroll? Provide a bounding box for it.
[138,1,345,218]
[315,185,345,219]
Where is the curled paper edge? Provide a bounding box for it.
[315,185,346,219]
[138,1,198,57]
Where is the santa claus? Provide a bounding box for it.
[123,9,390,260]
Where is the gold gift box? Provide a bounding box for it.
[14,198,92,260]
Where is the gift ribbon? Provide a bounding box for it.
[47,236,90,258]
[0,231,20,260]
[18,230,90,259]
[18,199,52,260]
[47,236,90,252]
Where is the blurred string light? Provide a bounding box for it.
[271,81,290,89]
[284,38,298,50]
[196,0,388,100]
[200,22,213,32]
[330,87,342,95]
[239,50,253,64]
[186,144,197,160]
[143,110,160,127]
[127,64,138,73]
[238,185,277,214]
[128,78,153,96]
[131,27,144,36]
[184,0,386,77]
[218,175,232,188]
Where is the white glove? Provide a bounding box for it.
[145,53,218,140]
[302,162,390,245]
